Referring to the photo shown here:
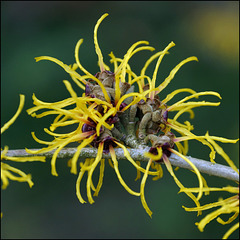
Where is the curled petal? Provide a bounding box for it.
[1,95,25,134]
[94,13,109,72]
[109,145,140,196]
[140,159,153,217]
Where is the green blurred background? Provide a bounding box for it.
[1,1,239,239]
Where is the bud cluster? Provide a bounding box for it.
[83,70,175,159]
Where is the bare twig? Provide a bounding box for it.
[3,147,239,182]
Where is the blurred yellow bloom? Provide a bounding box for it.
[187,5,239,66]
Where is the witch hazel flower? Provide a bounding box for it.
[180,136,239,239]
[27,13,238,219]
[1,95,45,190]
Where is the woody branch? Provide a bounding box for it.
[4,147,239,182]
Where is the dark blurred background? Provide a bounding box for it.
[1,1,239,239]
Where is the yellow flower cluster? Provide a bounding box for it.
[26,12,238,235]
[181,137,239,239]
[184,185,239,239]
[1,95,45,190]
